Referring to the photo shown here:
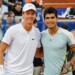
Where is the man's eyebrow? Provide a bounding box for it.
[45,16,55,18]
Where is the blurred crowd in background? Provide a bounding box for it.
[0,0,23,42]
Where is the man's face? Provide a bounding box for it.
[7,16,13,24]
[44,13,58,29]
[22,10,36,24]
[15,4,22,12]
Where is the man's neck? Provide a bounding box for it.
[22,22,33,32]
[48,26,59,35]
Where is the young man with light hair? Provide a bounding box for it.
[0,3,41,75]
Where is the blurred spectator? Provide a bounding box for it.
[10,2,22,16]
[2,15,16,36]
[69,8,75,16]
[3,0,8,6]
[8,11,15,18]
[0,0,8,19]
[30,0,40,8]
[61,23,69,30]
[8,0,22,11]
[6,15,14,27]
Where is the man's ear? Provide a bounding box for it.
[22,12,24,18]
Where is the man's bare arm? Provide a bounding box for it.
[35,47,44,58]
[65,44,75,68]
[0,42,9,64]
[70,44,75,52]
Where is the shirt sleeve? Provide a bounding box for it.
[37,40,41,48]
[2,27,14,45]
[67,32,75,45]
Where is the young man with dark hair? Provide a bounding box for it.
[41,7,75,75]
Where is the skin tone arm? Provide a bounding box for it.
[0,42,9,64]
[64,44,75,68]
[35,47,44,58]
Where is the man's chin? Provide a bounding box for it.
[48,26,54,29]
[28,22,33,25]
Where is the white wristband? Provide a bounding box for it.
[0,65,3,75]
